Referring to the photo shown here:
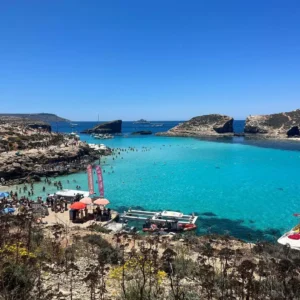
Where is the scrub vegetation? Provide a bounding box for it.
[1,208,300,300]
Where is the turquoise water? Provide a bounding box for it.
[13,133,300,241]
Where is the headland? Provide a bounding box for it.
[0,116,111,186]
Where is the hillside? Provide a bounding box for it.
[0,113,69,123]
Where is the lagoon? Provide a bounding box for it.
[13,121,300,241]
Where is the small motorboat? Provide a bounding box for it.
[278,214,300,250]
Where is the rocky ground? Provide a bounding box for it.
[28,225,300,300]
[34,227,254,300]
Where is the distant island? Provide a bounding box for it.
[0,113,69,123]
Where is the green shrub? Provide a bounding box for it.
[87,223,111,234]
[0,262,37,300]
[83,234,120,264]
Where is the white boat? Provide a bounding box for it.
[278,216,300,250]
[151,123,164,127]
[49,189,90,201]
[93,134,114,139]
[88,143,108,151]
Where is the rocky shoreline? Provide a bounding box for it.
[0,116,112,186]
[0,142,107,186]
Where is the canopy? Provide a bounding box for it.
[93,198,110,206]
[80,197,93,205]
[0,192,9,198]
[70,202,86,210]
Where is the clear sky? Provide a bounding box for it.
[1,0,300,121]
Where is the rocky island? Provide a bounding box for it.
[81,120,122,134]
[157,114,234,137]
[244,109,300,138]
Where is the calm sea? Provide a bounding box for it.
[24,120,300,241]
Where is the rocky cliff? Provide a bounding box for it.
[0,142,105,185]
[0,117,112,184]
[244,109,300,138]
[81,120,122,134]
[157,114,233,137]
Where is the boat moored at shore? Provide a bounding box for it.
[91,133,114,139]
[278,214,300,250]
[120,209,198,233]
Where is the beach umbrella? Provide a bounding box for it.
[93,198,110,206]
[80,197,93,205]
[70,202,86,210]
[0,192,9,198]
[2,207,15,214]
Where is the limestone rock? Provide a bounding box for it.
[157,114,233,137]
[0,116,52,132]
[81,120,122,134]
[244,109,300,138]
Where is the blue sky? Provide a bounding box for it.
[1,0,300,121]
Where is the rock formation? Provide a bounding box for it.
[0,116,51,132]
[131,130,152,135]
[81,120,122,134]
[157,114,233,137]
[0,117,112,184]
[244,109,300,138]
[0,142,108,184]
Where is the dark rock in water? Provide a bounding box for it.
[131,131,152,135]
[236,219,245,224]
[264,228,282,236]
[31,175,41,182]
[200,212,217,217]
[244,109,300,138]
[156,114,234,137]
[81,120,122,134]
[233,132,245,137]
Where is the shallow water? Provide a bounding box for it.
[11,123,300,241]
